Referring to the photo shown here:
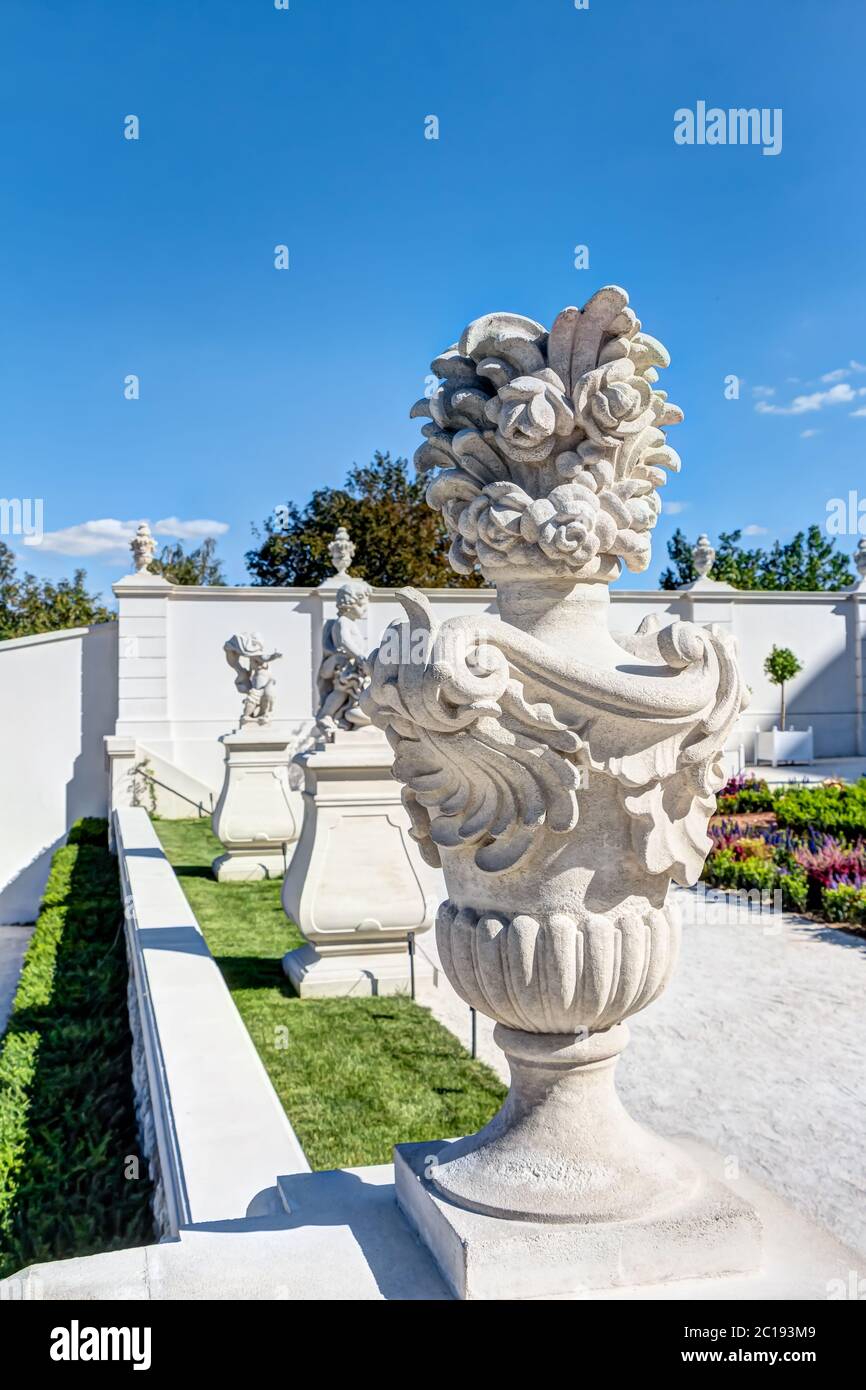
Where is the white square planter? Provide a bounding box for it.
[755,726,814,767]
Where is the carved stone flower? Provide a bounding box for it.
[460,484,527,561]
[573,359,655,447]
[484,370,574,462]
[519,483,614,568]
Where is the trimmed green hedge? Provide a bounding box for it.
[773,780,866,839]
[0,821,153,1278]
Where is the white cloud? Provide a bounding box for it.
[751,385,775,397]
[153,516,229,540]
[821,368,850,383]
[24,516,229,556]
[850,408,866,418]
[819,361,866,383]
[755,382,858,415]
[662,500,689,516]
[742,524,768,536]
[800,429,820,438]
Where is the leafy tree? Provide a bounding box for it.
[659,526,854,591]
[150,537,225,586]
[245,451,484,588]
[0,541,114,641]
[763,645,803,730]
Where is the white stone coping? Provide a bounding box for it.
[0,622,112,652]
[115,807,309,1233]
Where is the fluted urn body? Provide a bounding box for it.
[364,289,748,1224]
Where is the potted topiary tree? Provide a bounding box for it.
[756,645,812,766]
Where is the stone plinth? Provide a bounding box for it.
[211,731,301,882]
[395,1139,761,1301]
[281,728,439,996]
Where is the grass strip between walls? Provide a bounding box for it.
[154,817,506,1171]
[0,819,153,1279]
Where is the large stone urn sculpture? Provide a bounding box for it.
[211,634,302,881]
[281,580,440,996]
[363,287,761,1298]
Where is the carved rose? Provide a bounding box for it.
[459,484,527,562]
[484,371,574,462]
[520,483,612,568]
[573,359,655,446]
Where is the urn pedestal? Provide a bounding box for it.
[281,728,440,996]
[211,731,302,882]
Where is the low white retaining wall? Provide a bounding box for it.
[117,806,309,1235]
[0,623,118,924]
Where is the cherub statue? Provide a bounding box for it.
[315,580,373,737]
[224,633,282,727]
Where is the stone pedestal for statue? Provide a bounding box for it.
[211,731,302,881]
[364,288,763,1299]
[281,727,439,996]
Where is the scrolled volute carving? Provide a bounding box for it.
[363,593,748,885]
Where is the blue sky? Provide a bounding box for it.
[2,0,866,598]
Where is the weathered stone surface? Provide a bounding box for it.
[224,632,282,727]
[211,731,301,881]
[281,728,438,995]
[315,580,373,737]
[363,287,758,1290]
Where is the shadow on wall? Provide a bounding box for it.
[0,624,118,924]
[750,603,857,760]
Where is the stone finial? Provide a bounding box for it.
[315,579,372,738]
[409,285,683,584]
[223,633,282,727]
[130,522,156,574]
[855,538,866,583]
[363,288,757,1291]
[692,532,716,580]
[328,526,355,577]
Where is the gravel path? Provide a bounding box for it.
[418,887,866,1259]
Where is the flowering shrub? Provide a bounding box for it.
[793,835,866,893]
[703,823,859,925]
[821,883,866,926]
[715,774,774,815]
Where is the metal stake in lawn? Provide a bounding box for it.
[407,932,416,1000]
[470,1006,477,1059]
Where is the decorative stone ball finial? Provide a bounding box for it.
[328,526,355,577]
[855,538,866,581]
[130,522,156,574]
[692,532,716,580]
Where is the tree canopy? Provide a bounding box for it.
[659,526,855,591]
[245,451,484,588]
[149,537,226,586]
[0,541,114,641]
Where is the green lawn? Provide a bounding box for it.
[0,821,153,1279]
[153,818,505,1170]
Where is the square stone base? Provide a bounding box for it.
[212,850,287,882]
[282,942,436,997]
[395,1140,762,1300]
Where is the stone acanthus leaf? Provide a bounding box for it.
[363,592,748,885]
[411,288,683,582]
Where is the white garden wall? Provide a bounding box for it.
[0,623,117,923]
[2,569,865,922]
